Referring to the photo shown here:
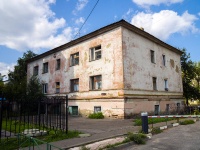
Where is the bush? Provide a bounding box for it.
[127,133,146,144]
[180,119,195,125]
[151,127,162,135]
[88,112,104,119]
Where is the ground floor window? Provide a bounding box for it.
[94,106,101,113]
[154,105,159,115]
[68,106,78,115]
[166,104,169,114]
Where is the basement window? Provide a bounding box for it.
[42,83,48,94]
[94,106,101,113]
[90,75,102,90]
[90,45,101,61]
[150,50,155,63]
[70,52,79,66]
[70,79,79,92]
[56,59,61,70]
[33,66,39,76]
[56,82,60,93]
[43,62,48,73]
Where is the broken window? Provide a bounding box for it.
[33,66,39,76]
[90,45,101,61]
[70,79,79,92]
[56,82,60,93]
[94,106,101,113]
[70,52,79,66]
[42,83,48,94]
[43,62,48,73]
[56,59,61,70]
[150,50,155,63]
[162,55,166,66]
[90,75,102,90]
[164,79,168,91]
[152,77,157,90]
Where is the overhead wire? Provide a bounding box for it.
[73,0,100,39]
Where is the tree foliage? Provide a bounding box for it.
[181,49,200,105]
[3,50,43,101]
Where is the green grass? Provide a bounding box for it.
[151,127,163,135]
[0,120,81,150]
[127,132,147,144]
[134,118,176,126]
[88,112,104,119]
[179,119,195,125]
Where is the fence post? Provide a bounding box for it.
[141,112,148,134]
[65,95,68,134]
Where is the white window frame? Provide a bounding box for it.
[90,45,101,61]
[70,52,79,66]
[90,75,102,90]
[94,106,101,113]
[70,79,79,92]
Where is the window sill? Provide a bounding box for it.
[70,91,79,93]
[89,89,102,91]
[89,58,101,62]
[70,64,79,67]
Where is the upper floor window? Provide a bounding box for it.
[56,59,61,70]
[90,75,102,90]
[70,52,79,66]
[162,55,166,66]
[70,79,79,92]
[150,50,155,63]
[152,77,157,90]
[43,62,48,73]
[164,79,168,91]
[33,66,39,76]
[56,82,60,93]
[42,83,48,94]
[90,45,101,61]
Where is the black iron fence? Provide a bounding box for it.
[0,95,68,141]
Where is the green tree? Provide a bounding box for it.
[194,61,200,91]
[181,49,200,105]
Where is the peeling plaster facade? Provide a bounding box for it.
[27,20,183,118]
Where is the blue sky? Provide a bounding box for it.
[0,0,200,78]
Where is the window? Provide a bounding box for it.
[43,62,48,73]
[94,106,101,113]
[56,59,61,70]
[166,104,169,114]
[150,50,155,63]
[33,66,39,76]
[56,82,60,93]
[42,83,48,94]
[70,52,79,66]
[162,55,166,66]
[68,106,78,115]
[154,105,159,115]
[177,103,180,113]
[90,45,101,61]
[70,79,79,92]
[152,77,157,90]
[164,79,168,91]
[90,75,102,90]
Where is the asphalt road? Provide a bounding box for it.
[127,120,200,150]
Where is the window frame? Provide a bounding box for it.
[150,50,155,63]
[70,79,79,92]
[56,59,61,70]
[90,45,102,61]
[90,75,102,90]
[42,83,48,94]
[70,52,79,66]
[152,77,157,90]
[43,62,48,74]
[164,79,168,91]
[55,82,60,93]
[33,66,39,76]
[162,54,166,66]
[94,106,101,113]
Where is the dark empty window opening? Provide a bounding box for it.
[42,83,48,94]
[164,79,168,91]
[153,77,157,90]
[154,105,159,115]
[33,66,39,76]
[162,55,166,66]
[70,52,79,66]
[70,79,79,92]
[56,59,61,70]
[90,75,102,90]
[90,45,101,61]
[150,50,155,63]
[43,62,48,73]
[56,82,60,93]
[94,106,101,113]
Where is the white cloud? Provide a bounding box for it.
[75,17,85,24]
[131,10,199,40]
[0,62,15,79]
[73,0,88,14]
[0,0,73,52]
[132,0,184,7]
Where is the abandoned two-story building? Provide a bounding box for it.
[27,20,184,118]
